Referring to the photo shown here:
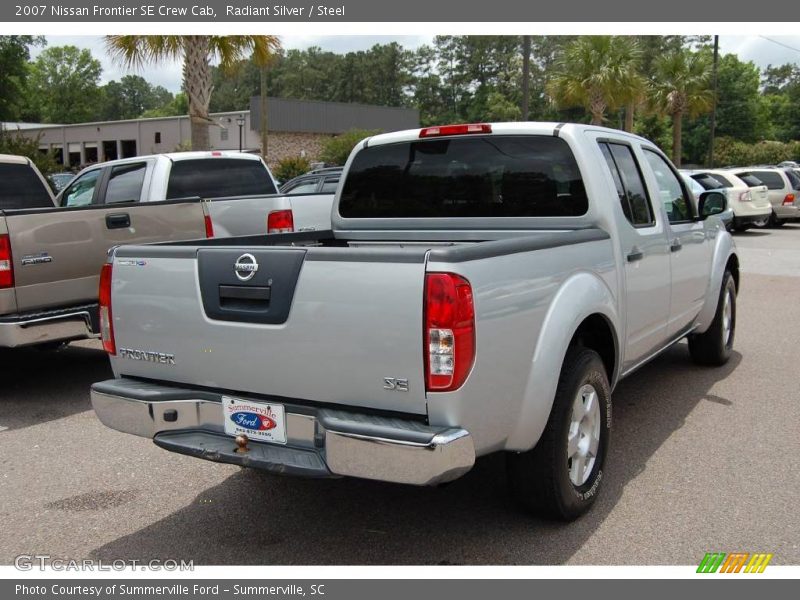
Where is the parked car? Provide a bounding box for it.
[280,167,343,195]
[681,172,734,231]
[91,122,737,520]
[0,151,330,349]
[48,172,75,193]
[727,166,800,227]
[685,170,771,231]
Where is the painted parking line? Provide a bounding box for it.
[0,426,7,433]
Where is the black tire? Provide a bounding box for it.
[688,271,736,366]
[768,211,785,228]
[507,347,611,521]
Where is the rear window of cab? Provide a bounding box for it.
[339,135,588,218]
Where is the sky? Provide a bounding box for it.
[31,35,800,94]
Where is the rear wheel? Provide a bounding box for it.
[688,270,736,366]
[768,211,785,228]
[507,347,611,520]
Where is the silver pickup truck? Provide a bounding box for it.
[91,123,738,520]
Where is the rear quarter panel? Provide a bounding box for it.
[425,237,619,454]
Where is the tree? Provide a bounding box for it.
[106,35,281,151]
[101,75,173,121]
[547,36,644,126]
[651,49,713,166]
[26,45,102,123]
[0,36,44,121]
[319,129,380,165]
[141,92,188,118]
[0,128,59,176]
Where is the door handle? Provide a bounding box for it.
[670,239,682,252]
[106,213,131,229]
[627,248,644,263]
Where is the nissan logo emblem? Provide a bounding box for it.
[234,253,259,281]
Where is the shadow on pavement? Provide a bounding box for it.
[91,343,742,565]
[0,342,111,431]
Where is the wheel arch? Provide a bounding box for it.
[695,231,738,334]
[505,271,620,452]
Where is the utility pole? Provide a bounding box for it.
[522,35,531,120]
[260,65,268,163]
[707,35,719,167]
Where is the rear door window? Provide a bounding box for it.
[339,135,588,218]
[599,142,654,226]
[320,177,340,194]
[0,163,54,210]
[284,180,319,195]
[745,171,784,190]
[784,169,800,190]
[104,162,146,204]
[166,158,277,199]
[61,169,102,207]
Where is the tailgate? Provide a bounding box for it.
[109,245,430,415]
[5,201,207,313]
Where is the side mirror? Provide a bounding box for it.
[698,191,727,219]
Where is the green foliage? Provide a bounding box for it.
[0,128,60,176]
[100,75,173,121]
[548,36,644,125]
[26,45,103,123]
[273,155,312,182]
[712,136,800,167]
[141,93,188,118]
[0,36,44,121]
[319,129,381,166]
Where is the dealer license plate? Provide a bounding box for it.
[222,396,287,444]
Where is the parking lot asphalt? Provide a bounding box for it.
[1,225,798,566]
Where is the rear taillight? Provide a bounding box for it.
[419,123,492,138]
[204,215,215,238]
[739,191,752,202]
[424,273,475,392]
[99,262,115,355]
[267,209,294,234]
[783,193,795,205]
[0,234,13,289]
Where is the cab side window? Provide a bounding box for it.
[104,162,146,204]
[61,169,101,207]
[643,149,693,223]
[599,142,655,227]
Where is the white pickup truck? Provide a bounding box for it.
[1,151,334,349]
[57,151,335,236]
[91,123,738,520]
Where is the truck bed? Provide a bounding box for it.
[105,227,612,425]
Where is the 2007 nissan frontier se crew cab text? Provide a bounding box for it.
[90,122,738,520]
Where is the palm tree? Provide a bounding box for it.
[106,35,280,151]
[651,49,713,166]
[547,36,644,127]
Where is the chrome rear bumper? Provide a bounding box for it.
[90,378,475,486]
[0,306,98,348]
